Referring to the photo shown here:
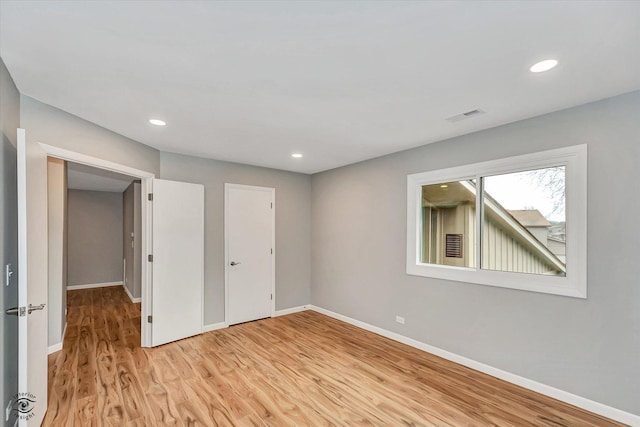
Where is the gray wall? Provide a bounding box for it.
[123,181,141,299]
[0,56,19,426]
[160,153,311,325]
[310,91,640,415]
[20,95,160,176]
[67,190,123,286]
[47,158,67,347]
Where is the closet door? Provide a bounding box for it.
[225,183,275,326]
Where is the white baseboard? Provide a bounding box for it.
[67,281,123,290]
[47,342,62,354]
[308,305,639,426]
[123,284,142,303]
[48,318,68,354]
[274,305,309,317]
[203,322,228,332]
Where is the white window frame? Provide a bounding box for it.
[406,145,587,298]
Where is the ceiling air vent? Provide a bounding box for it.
[446,109,486,123]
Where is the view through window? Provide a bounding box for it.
[482,167,566,276]
[420,167,566,276]
[408,145,586,297]
[421,180,476,268]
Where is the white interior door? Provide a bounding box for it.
[225,184,274,326]
[17,129,48,426]
[151,179,204,346]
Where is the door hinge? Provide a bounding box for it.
[148,193,153,201]
[270,248,273,254]
[270,202,273,209]
[148,254,153,262]
[270,294,273,301]
[147,315,153,323]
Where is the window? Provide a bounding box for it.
[407,145,587,298]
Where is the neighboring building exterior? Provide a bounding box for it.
[507,210,551,245]
[421,181,566,276]
[509,209,567,264]
[547,237,567,263]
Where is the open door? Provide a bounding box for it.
[16,129,48,425]
[150,179,204,347]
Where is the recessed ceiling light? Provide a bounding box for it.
[291,153,303,158]
[440,184,449,188]
[149,119,166,126]
[530,59,558,73]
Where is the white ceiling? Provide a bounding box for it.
[67,162,134,192]
[1,1,639,174]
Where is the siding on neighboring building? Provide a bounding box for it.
[481,216,559,275]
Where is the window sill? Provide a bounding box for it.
[406,262,586,298]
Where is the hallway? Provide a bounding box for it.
[45,286,142,425]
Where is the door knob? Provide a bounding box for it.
[230,261,241,266]
[6,307,22,316]
[28,303,46,314]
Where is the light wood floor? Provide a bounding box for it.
[44,286,625,426]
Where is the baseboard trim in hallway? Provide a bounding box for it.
[47,342,62,354]
[47,321,67,354]
[67,281,123,290]
[123,283,142,303]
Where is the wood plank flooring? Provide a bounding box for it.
[44,286,625,426]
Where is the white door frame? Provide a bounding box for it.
[224,183,276,325]
[39,143,155,347]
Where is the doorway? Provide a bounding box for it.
[41,143,154,347]
[225,183,275,326]
[46,158,144,355]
